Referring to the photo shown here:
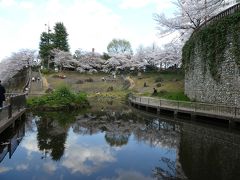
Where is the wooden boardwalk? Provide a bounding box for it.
[0,94,26,134]
[129,95,240,124]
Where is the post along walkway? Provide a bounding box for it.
[0,94,27,134]
[129,95,240,124]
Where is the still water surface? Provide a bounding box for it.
[1,104,240,180]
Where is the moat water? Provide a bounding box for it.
[1,103,240,180]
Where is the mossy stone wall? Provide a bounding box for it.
[183,12,240,106]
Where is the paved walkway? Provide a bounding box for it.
[29,70,47,96]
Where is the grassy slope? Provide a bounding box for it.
[43,70,188,101]
[132,72,184,93]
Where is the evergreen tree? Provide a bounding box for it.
[39,22,70,69]
[39,31,54,68]
[53,22,70,52]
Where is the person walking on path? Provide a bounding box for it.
[0,80,6,108]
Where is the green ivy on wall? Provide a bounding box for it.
[182,11,240,81]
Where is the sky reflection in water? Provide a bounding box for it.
[2,104,240,180]
[0,108,177,180]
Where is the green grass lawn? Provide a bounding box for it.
[131,71,186,99]
[43,70,188,101]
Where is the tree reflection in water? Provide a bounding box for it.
[105,133,129,147]
[34,111,80,161]
[33,105,240,180]
[73,109,184,179]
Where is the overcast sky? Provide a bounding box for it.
[0,0,176,60]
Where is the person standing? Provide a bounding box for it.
[0,80,6,108]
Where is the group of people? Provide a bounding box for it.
[0,80,6,108]
[32,76,40,82]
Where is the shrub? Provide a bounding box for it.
[41,69,52,74]
[76,80,84,84]
[27,85,88,110]
[85,78,93,82]
[107,86,113,92]
[155,76,164,83]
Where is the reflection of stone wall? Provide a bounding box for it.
[179,123,240,180]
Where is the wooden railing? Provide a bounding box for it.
[129,94,240,119]
[196,2,240,31]
[0,94,26,121]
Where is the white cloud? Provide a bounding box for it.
[119,0,174,11]
[20,133,39,159]
[0,0,16,7]
[16,164,28,171]
[62,144,116,175]
[56,0,124,53]
[43,162,57,174]
[154,0,175,13]
[0,0,125,59]
[119,0,153,9]
[0,0,34,9]
[19,1,34,9]
[102,169,154,180]
[0,0,177,61]
[0,166,12,173]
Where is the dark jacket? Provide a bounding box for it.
[0,84,6,101]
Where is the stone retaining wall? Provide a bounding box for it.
[185,37,240,107]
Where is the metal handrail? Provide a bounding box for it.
[129,94,240,119]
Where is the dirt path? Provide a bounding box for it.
[126,76,135,89]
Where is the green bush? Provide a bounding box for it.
[156,83,162,87]
[40,69,52,74]
[27,85,88,109]
[155,76,164,83]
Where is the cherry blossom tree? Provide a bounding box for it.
[154,0,226,39]
[133,42,182,71]
[74,49,105,73]
[102,54,131,72]
[0,49,36,83]
[51,49,78,71]
[160,42,182,68]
